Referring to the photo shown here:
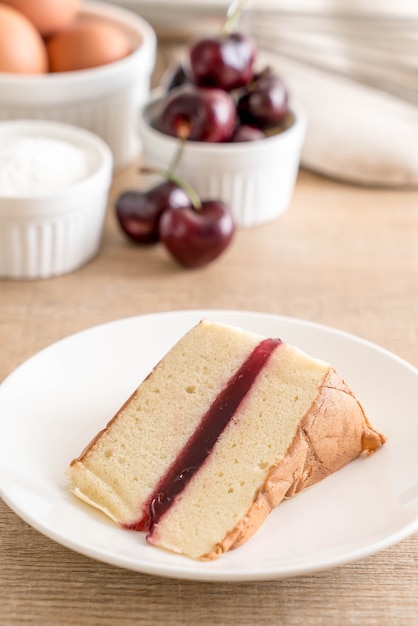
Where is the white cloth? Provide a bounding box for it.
[245,1,418,186]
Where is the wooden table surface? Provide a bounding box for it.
[1,164,418,625]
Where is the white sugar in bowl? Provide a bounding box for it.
[0,120,113,280]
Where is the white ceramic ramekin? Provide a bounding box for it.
[0,120,113,280]
[0,1,156,169]
[137,93,307,228]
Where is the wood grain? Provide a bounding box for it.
[1,164,418,625]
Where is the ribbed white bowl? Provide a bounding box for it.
[0,120,113,280]
[137,94,306,228]
[0,1,156,169]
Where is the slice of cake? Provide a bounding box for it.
[68,319,386,560]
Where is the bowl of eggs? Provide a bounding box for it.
[0,0,157,169]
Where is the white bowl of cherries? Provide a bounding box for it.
[115,9,306,268]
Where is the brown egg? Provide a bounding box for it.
[46,18,132,72]
[0,5,48,74]
[2,0,81,37]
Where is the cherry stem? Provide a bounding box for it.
[140,128,202,210]
[165,171,202,211]
[167,135,186,176]
[222,0,249,35]
[140,164,202,212]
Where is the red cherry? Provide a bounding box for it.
[115,180,191,244]
[159,200,235,268]
[237,68,289,129]
[230,124,265,142]
[188,32,256,91]
[155,84,236,142]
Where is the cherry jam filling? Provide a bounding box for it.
[125,337,282,532]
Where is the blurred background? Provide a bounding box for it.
[103,0,418,188]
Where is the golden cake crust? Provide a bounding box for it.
[205,368,386,559]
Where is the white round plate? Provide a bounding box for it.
[0,310,417,582]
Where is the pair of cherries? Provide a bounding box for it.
[115,178,235,269]
[116,25,289,268]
